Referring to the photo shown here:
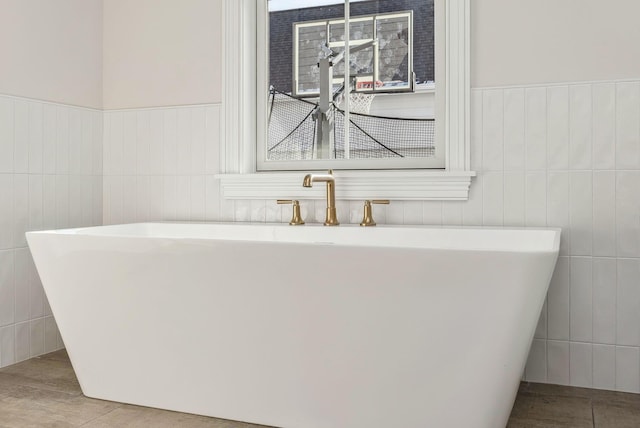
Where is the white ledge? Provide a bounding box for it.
[216,170,476,201]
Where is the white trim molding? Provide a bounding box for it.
[218,170,474,201]
[220,0,474,200]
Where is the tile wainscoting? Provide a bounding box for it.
[0,94,103,367]
[102,78,640,393]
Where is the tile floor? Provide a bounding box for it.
[1,350,639,427]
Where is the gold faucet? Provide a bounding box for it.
[360,200,390,226]
[302,169,339,226]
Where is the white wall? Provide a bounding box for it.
[0,0,104,366]
[472,0,640,87]
[103,0,223,110]
[0,0,103,109]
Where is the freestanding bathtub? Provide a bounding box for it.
[27,222,560,428]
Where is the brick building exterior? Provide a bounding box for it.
[269,0,434,94]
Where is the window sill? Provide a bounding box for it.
[216,170,476,201]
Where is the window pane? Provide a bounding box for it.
[266,0,435,164]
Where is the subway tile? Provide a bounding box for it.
[68,176,83,227]
[482,89,504,171]
[265,200,283,223]
[616,171,640,257]
[525,172,546,226]
[336,200,350,225]
[592,171,616,257]
[234,200,251,222]
[547,340,570,385]
[592,83,616,170]
[92,176,103,226]
[175,176,190,221]
[403,201,423,225]
[0,174,12,249]
[92,111,103,176]
[14,321,30,362]
[205,176,220,221]
[470,89,483,172]
[0,325,15,367]
[503,88,525,171]
[462,174,482,226]
[0,250,15,327]
[386,200,404,225]
[81,178,93,226]
[28,102,43,174]
[569,171,593,256]
[503,171,525,227]
[615,81,640,169]
[525,87,547,170]
[250,199,266,223]
[0,97,14,173]
[56,106,69,174]
[482,172,503,226]
[28,175,43,232]
[534,299,547,339]
[525,339,546,383]
[42,104,57,174]
[13,99,29,173]
[548,256,570,341]
[163,109,178,175]
[546,85,569,170]
[55,175,69,229]
[592,344,615,390]
[205,105,221,175]
[122,175,137,224]
[570,342,593,388]
[191,107,207,175]
[13,174,28,248]
[135,176,150,222]
[42,175,56,230]
[441,202,463,226]
[422,201,442,225]
[162,175,178,221]
[569,85,593,170]
[219,189,235,222]
[546,171,570,256]
[14,249,29,324]
[104,175,122,225]
[592,258,617,345]
[68,108,82,175]
[616,259,640,346]
[29,318,44,358]
[122,111,137,175]
[615,346,640,393]
[176,109,192,175]
[148,176,163,221]
[149,110,164,175]
[570,257,593,343]
[28,252,44,319]
[44,316,58,354]
[80,110,93,175]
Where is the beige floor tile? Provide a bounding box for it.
[593,400,640,428]
[507,392,593,428]
[0,384,119,427]
[0,356,81,395]
[80,405,267,428]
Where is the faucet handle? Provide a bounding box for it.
[277,200,305,225]
[360,200,390,227]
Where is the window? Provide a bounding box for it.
[218,0,474,201]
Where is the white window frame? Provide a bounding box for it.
[217,0,474,201]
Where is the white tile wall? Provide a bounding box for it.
[0,94,102,367]
[100,78,640,393]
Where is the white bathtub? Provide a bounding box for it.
[27,223,560,428]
